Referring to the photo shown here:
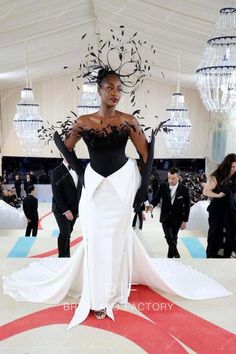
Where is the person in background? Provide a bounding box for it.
[150,169,160,197]
[23,185,39,237]
[2,190,11,204]
[3,170,8,184]
[10,187,21,207]
[39,170,50,184]
[2,189,20,208]
[228,173,236,258]
[24,174,33,196]
[132,202,146,230]
[29,170,37,184]
[14,174,22,199]
[203,153,236,258]
[147,167,191,258]
[51,160,82,257]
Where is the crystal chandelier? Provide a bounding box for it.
[163,93,191,156]
[163,56,191,157]
[196,7,236,112]
[77,81,100,115]
[13,46,43,155]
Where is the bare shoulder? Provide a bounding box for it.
[75,114,91,123]
[205,175,217,189]
[208,175,217,184]
[119,112,139,125]
[73,114,93,128]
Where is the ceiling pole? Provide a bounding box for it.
[24,42,30,88]
[91,0,101,57]
[177,54,181,93]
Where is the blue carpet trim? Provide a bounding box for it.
[182,237,206,258]
[52,229,59,237]
[7,237,37,258]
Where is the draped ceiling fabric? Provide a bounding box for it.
[0,0,231,89]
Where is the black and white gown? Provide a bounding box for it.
[2,128,231,329]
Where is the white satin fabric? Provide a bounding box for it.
[2,159,231,329]
[0,200,27,229]
[186,200,210,235]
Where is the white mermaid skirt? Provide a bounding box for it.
[2,159,231,329]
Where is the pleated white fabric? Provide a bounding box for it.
[186,200,210,235]
[0,200,27,229]
[2,159,231,329]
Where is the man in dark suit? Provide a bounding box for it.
[23,185,39,236]
[24,174,33,196]
[148,167,191,258]
[51,160,82,257]
[14,174,22,199]
[39,170,50,184]
[30,171,37,184]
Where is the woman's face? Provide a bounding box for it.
[99,74,122,107]
[230,162,236,176]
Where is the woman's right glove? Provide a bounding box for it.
[54,131,85,186]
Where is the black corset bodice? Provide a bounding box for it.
[80,126,129,177]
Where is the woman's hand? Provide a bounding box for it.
[217,192,226,198]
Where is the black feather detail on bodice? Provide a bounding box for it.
[80,124,130,177]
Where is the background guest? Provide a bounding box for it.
[148,167,191,258]
[24,174,33,196]
[2,189,21,208]
[51,160,82,257]
[23,185,39,237]
[203,153,236,258]
[39,170,50,184]
[14,174,22,199]
[29,170,38,184]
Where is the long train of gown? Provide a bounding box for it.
[2,159,231,329]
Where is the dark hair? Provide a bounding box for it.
[211,153,236,186]
[229,172,236,193]
[97,68,120,87]
[168,167,180,175]
[26,185,35,195]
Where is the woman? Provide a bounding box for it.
[228,173,236,258]
[56,69,153,320]
[2,69,231,329]
[203,153,236,258]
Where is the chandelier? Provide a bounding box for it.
[13,46,43,155]
[163,93,191,156]
[163,55,191,157]
[196,7,236,112]
[77,81,100,115]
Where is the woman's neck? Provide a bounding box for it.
[99,104,116,118]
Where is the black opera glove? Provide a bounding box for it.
[54,131,85,186]
[133,131,155,213]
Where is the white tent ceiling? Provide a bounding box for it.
[0,0,235,89]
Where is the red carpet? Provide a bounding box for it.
[1,286,236,353]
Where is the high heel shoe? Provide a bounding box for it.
[94,309,106,319]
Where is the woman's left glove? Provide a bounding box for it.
[133,131,155,213]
